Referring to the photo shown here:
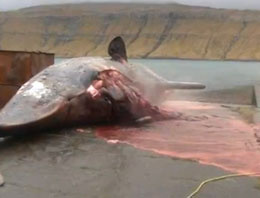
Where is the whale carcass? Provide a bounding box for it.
[0,37,205,137]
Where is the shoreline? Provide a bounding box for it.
[55,56,260,63]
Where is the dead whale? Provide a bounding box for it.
[0,37,205,137]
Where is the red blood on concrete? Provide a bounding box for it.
[96,101,260,174]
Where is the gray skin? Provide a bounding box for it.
[0,37,205,137]
[0,57,174,137]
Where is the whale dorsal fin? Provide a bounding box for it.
[108,36,128,63]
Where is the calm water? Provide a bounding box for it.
[55,58,260,91]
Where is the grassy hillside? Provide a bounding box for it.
[1,3,260,60]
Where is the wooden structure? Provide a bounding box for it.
[0,50,54,108]
[254,85,260,108]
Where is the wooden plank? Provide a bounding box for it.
[0,50,54,107]
[0,85,19,108]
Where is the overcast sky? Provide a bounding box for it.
[1,0,260,11]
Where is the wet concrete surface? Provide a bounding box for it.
[0,128,259,198]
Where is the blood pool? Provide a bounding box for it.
[96,101,260,174]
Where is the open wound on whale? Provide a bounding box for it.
[96,101,260,175]
[86,69,169,121]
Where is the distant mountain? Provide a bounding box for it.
[1,2,260,60]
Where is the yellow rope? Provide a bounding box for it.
[187,173,260,198]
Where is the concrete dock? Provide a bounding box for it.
[0,128,259,198]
